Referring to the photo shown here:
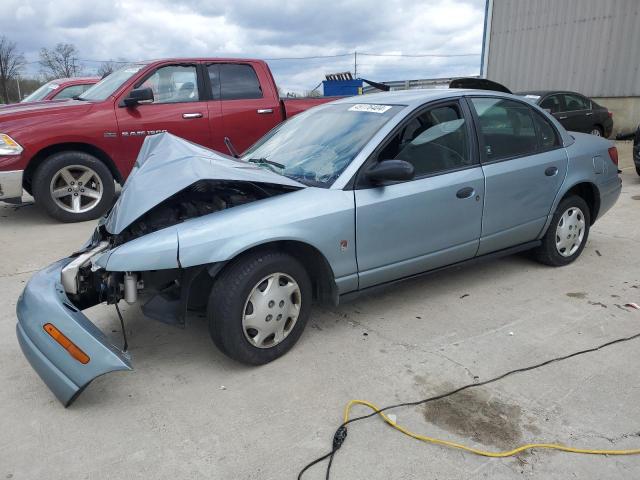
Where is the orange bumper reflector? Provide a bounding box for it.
[43,323,90,364]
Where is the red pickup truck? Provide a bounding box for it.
[0,58,333,221]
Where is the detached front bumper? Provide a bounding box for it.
[16,258,132,407]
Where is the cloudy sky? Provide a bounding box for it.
[5,0,486,93]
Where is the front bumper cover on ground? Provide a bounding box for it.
[16,258,132,407]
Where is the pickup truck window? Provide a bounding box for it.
[219,64,263,100]
[140,65,200,103]
[242,103,403,186]
[80,64,145,101]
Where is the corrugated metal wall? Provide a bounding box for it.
[486,0,640,97]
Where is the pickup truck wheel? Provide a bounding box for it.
[533,195,590,267]
[207,250,312,365]
[32,151,115,222]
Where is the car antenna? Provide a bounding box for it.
[224,136,239,158]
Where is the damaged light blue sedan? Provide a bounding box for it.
[16,89,622,406]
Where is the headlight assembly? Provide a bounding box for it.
[0,133,23,155]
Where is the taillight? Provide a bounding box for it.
[608,146,618,166]
[608,111,613,118]
[43,323,90,364]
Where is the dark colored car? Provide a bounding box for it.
[634,124,640,175]
[518,91,613,138]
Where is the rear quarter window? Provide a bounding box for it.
[532,111,560,150]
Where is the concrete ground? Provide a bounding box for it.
[1,142,639,480]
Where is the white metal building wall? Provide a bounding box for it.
[485,0,640,97]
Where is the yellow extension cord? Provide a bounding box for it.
[343,399,640,457]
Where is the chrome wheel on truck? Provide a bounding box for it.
[50,165,104,214]
[32,151,115,222]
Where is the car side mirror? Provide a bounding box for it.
[123,87,154,107]
[364,160,415,184]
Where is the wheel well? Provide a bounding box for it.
[221,241,338,305]
[563,182,600,224]
[23,143,122,193]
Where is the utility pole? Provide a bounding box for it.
[16,76,21,100]
[354,51,358,78]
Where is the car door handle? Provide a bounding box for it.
[257,108,274,114]
[545,166,559,176]
[456,187,475,199]
[558,115,568,120]
[586,112,593,116]
[182,112,203,119]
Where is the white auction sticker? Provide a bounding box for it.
[348,104,392,114]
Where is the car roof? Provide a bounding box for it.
[517,90,587,97]
[331,88,517,107]
[137,57,267,66]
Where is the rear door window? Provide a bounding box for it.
[470,97,538,161]
[219,64,263,100]
[562,93,591,111]
[540,95,561,113]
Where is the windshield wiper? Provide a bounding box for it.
[247,158,285,170]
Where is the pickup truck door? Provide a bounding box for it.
[115,63,211,175]
[207,63,281,154]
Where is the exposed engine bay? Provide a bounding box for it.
[64,179,300,318]
[112,179,300,245]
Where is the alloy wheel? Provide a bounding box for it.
[49,165,103,214]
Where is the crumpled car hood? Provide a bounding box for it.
[105,133,304,234]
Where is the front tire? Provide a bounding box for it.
[207,250,312,365]
[32,151,115,222]
[533,195,590,266]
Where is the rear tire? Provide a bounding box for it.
[32,151,115,222]
[207,250,312,365]
[590,126,603,137]
[533,195,590,266]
